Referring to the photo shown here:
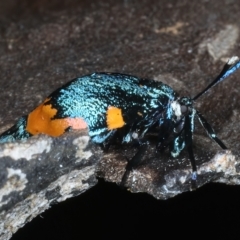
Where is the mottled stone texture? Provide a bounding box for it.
[0,0,240,239]
[0,131,101,240]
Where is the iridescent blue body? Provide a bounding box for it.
[0,117,30,143]
[0,73,177,146]
[1,57,240,184]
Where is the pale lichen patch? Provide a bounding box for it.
[57,167,95,202]
[73,136,92,162]
[0,138,52,161]
[201,151,236,176]
[154,22,187,35]
[0,168,28,205]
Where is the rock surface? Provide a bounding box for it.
[0,0,240,239]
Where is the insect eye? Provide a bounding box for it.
[181,105,188,114]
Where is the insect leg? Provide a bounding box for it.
[157,119,175,151]
[184,113,197,183]
[120,140,149,187]
[169,117,186,157]
[196,111,227,149]
[98,130,118,151]
[170,132,185,158]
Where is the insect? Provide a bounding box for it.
[0,56,240,185]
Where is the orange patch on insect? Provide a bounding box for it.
[106,106,125,130]
[26,98,87,137]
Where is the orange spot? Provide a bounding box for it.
[26,98,88,137]
[106,106,125,130]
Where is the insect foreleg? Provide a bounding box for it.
[196,111,227,149]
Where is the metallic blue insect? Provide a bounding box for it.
[0,56,240,185]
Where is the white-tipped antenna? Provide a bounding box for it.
[193,56,240,101]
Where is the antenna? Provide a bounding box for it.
[193,56,240,101]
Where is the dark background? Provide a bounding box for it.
[11,180,240,239]
[0,0,240,239]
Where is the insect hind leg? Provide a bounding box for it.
[120,140,149,187]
